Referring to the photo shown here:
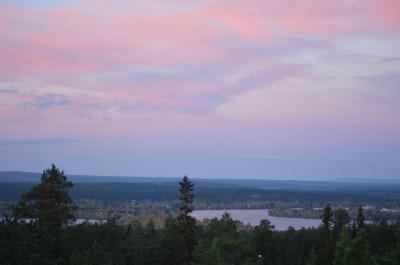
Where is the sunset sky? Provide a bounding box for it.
[0,0,399,180]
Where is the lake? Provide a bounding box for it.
[192,209,321,231]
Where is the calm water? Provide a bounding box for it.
[192,209,321,231]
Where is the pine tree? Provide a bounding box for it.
[10,164,75,264]
[305,247,317,265]
[333,208,350,240]
[380,223,400,265]
[178,175,194,220]
[317,204,335,265]
[322,204,333,232]
[333,229,376,265]
[12,164,75,228]
[175,176,198,265]
[84,241,112,265]
[333,230,352,265]
[356,206,365,230]
[254,219,275,265]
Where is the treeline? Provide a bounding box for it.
[0,165,399,265]
[1,182,400,208]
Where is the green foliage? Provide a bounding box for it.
[333,229,376,265]
[322,204,333,232]
[206,236,257,265]
[333,208,350,239]
[376,222,400,265]
[317,204,336,265]
[334,208,350,231]
[162,175,198,265]
[1,167,399,265]
[86,241,112,265]
[1,210,399,265]
[70,241,112,265]
[356,206,365,230]
[210,213,240,239]
[179,175,194,218]
[12,164,75,228]
[253,219,274,265]
[367,219,397,257]
[305,247,317,265]
[178,175,197,265]
[3,182,400,215]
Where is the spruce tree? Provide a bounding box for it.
[322,204,333,232]
[176,175,197,265]
[333,229,376,265]
[317,204,335,265]
[178,176,195,220]
[84,241,113,265]
[254,219,275,265]
[306,247,317,265]
[356,206,365,230]
[333,208,350,240]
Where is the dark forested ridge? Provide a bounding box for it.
[1,181,400,206]
[2,174,400,223]
[1,171,400,207]
[0,165,399,265]
[1,182,400,209]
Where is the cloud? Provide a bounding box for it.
[238,154,360,163]
[0,88,17,94]
[32,93,72,109]
[239,154,313,161]
[381,57,400,63]
[0,0,399,149]
[0,138,89,145]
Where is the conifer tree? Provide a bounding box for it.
[178,176,195,220]
[333,208,350,240]
[305,247,317,265]
[12,164,75,228]
[254,219,275,265]
[85,241,113,265]
[322,204,333,232]
[333,229,376,265]
[176,175,197,265]
[356,206,365,230]
[318,204,335,265]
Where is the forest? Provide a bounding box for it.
[2,179,400,223]
[0,165,399,265]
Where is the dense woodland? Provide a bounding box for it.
[0,165,399,265]
[2,181,400,208]
[2,181,400,223]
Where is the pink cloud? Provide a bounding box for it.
[1,0,398,79]
[0,0,399,131]
[373,0,400,30]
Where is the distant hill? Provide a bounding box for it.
[0,171,179,183]
[1,182,400,206]
[1,171,400,191]
[1,171,400,209]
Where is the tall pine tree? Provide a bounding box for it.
[12,164,75,228]
[164,176,198,265]
[356,206,365,230]
[318,204,335,265]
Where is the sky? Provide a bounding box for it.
[0,0,399,180]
